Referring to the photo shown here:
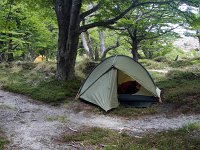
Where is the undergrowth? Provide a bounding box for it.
[0,62,81,103]
[63,123,200,150]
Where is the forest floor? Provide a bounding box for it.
[0,89,200,150]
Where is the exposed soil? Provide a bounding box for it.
[149,69,169,74]
[0,90,200,150]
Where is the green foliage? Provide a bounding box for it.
[114,2,181,59]
[165,48,185,60]
[63,123,200,150]
[0,0,58,61]
[140,38,175,59]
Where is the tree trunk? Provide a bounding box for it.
[81,33,90,54]
[94,46,99,61]
[101,37,120,60]
[98,31,105,54]
[197,30,200,50]
[55,0,82,80]
[85,31,94,59]
[99,31,120,61]
[54,0,145,79]
[131,41,139,61]
[80,32,94,59]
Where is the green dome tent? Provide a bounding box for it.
[76,55,161,111]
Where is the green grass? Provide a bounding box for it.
[0,62,81,103]
[149,71,166,82]
[71,100,159,118]
[109,105,158,118]
[46,115,68,123]
[63,123,200,150]
[169,57,200,68]
[139,59,169,69]
[156,68,200,113]
[0,129,8,150]
[140,56,200,70]
[169,60,194,68]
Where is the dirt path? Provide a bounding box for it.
[0,90,200,150]
[148,69,169,74]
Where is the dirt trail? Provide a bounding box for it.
[0,90,200,150]
[148,69,169,74]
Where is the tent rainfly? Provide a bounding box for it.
[76,55,161,111]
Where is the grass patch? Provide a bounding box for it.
[0,128,8,150]
[157,68,200,113]
[63,123,200,150]
[0,62,81,104]
[139,59,169,69]
[108,105,158,118]
[46,115,68,123]
[170,60,194,68]
[148,71,166,82]
[170,57,200,68]
[71,100,158,118]
[158,70,200,89]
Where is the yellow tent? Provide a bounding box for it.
[34,55,45,62]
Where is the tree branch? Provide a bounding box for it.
[101,37,120,60]
[11,44,19,50]
[79,1,173,33]
[127,28,135,41]
[80,4,100,20]
[105,37,120,52]
[106,26,126,30]
[140,25,181,40]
